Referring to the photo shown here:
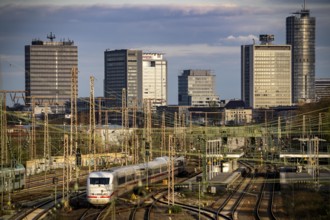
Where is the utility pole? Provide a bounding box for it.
[1,93,5,211]
[132,98,137,163]
[174,112,177,138]
[98,97,102,126]
[182,113,186,156]
[70,67,78,185]
[122,88,129,165]
[278,116,281,151]
[89,76,96,172]
[30,96,36,160]
[62,134,70,209]
[318,113,322,138]
[167,135,175,208]
[144,99,152,160]
[43,103,50,171]
[105,110,109,153]
[297,137,325,188]
[302,115,306,138]
[161,111,166,157]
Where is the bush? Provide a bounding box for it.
[168,205,182,214]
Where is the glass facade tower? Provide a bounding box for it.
[178,69,219,107]
[104,49,142,107]
[286,6,315,103]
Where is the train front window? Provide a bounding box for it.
[90,177,110,185]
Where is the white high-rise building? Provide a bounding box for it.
[142,53,167,108]
[241,35,292,108]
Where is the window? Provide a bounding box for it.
[90,177,110,185]
[118,176,126,185]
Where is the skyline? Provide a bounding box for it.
[1,0,329,105]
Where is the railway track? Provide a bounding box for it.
[255,172,277,220]
[218,175,254,219]
[6,169,89,208]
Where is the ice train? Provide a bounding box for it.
[87,156,185,205]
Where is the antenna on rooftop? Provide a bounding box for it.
[47,32,56,42]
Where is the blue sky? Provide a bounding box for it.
[1,0,329,105]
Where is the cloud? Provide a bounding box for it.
[222,34,258,45]
[138,43,238,57]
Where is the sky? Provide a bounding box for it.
[0,0,329,105]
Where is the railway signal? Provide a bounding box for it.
[76,148,81,166]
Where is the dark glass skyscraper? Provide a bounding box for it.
[104,49,142,107]
[286,3,315,103]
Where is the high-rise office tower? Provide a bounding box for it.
[25,33,78,110]
[286,2,315,103]
[104,49,142,107]
[315,78,330,100]
[241,35,292,109]
[178,69,219,107]
[142,53,167,108]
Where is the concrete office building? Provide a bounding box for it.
[104,49,142,107]
[315,78,330,100]
[25,33,78,110]
[178,69,219,107]
[286,4,316,103]
[142,53,167,108]
[241,35,292,109]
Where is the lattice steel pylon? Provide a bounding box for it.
[167,135,175,207]
[181,113,186,156]
[70,67,78,181]
[43,103,50,168]
[122,88,129,165]
[105,110,109,153]
[62,134,70,206]
[89,76,96,172]
[144,99,153,160]
[132,98,138,163]
[161,111,166,157]
[278,116,281,150]
[0,93,4,211]
[30,96,36,160]
[0,93,8,165]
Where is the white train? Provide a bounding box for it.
[87,156,185,206]
[0,163,25,193]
